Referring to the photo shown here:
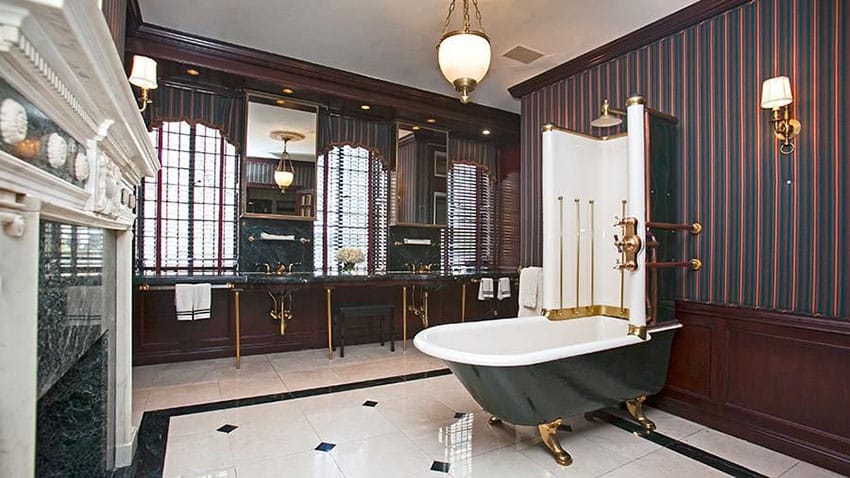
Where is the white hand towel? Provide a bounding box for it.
[192,283,211,320]
[497,277,511,301]
[519,267,543,308]
[175,284,195,321]
[478,278,494,300]
[260,232,295,241]
[403,238,432,246]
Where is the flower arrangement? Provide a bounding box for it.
[335,247,365,272]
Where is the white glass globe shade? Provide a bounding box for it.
[274,170,294,189]
[438,32,491,84]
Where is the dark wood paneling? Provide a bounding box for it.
[101,0,128,62]
[508,0,750,98]
[654,301,850,476]
[133,281,518,365]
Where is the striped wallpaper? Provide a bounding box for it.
[520,0,848,318]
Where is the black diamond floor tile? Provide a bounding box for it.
[315,442,336,452]
[454,412,468,419]
[430,461,451,473]
[362,400,378,407]
[216,424,238,433]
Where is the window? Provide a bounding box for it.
[314,145,388,274]
[136,121,239,276]
[447,162,495,272]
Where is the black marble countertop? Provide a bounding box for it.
[135,270,518,288]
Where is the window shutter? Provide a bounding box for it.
[447,163,495,272]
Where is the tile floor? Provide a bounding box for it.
[134,345,843,478]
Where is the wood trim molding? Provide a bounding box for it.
[654,300,850,476]
[508,0,752,98]
[124,22,520,138]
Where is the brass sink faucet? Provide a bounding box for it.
[256,262,271,274]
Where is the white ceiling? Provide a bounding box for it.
[139,0,698,112]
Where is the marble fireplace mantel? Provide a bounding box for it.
[0,1,158,477]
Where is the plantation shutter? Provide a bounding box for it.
[447,162,495,271]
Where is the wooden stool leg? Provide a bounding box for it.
[379,315,385,346]
[340,313,345,358]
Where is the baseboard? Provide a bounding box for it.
[113,426,137,468]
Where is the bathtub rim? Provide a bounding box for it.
[413,316,682,367]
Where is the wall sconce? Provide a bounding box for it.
[129,55,158,113]
[760,76,801,154]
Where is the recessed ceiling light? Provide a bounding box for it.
[186,68,200,76]
[275,99,286,106]
[426,118,437,124]
[282,88,294,94]
[411,126,421,131]
[360,104,371,110]
[482,129,491,135]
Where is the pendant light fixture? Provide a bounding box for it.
[270,130,305,192]
[437,0,491,104]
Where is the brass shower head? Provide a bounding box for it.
[590,99,625,128]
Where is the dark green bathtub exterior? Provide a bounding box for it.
[445,324,679,426]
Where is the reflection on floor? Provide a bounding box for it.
[134,346,841,478]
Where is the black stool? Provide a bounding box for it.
[333,305,395,358]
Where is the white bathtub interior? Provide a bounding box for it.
[414,315,646,367]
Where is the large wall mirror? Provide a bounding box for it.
[392,123,448,226]
[243,92,318,219]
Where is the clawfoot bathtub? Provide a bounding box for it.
[413,315,681,466]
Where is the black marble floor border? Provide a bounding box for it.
[131,368,453,477]
[592,410,769,478]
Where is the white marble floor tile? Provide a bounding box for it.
[287,388,371,416]
[601,447,726,478]
[145,382,223,410]
[306,404,399,444]
[163,431,233,478]
[517,428,635,477]
[448,446,559,478]
[168,410,230,437]
[278,367,346,390]
[217,374,288,400]
[235,449,344,478]
[780,461,845,478]
[153,365,219,388]
[133,365,158,390]
[578,419,661,460]
[378,395,458,437]
[329,431,435,478]
[642,406,706,440]
[228,413,321,465]
[683,429,799,477]
[407,411,525,462]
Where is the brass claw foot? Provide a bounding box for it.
[488,416,502,426]
[625,395,656,432]
[538,418,573,466]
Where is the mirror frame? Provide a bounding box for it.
[392,121,449,227]
[241,90,320,221]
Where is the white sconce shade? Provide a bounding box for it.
[761,76,792,109]
[274,169,294,189]
[129,55,158,90]
[438,32,491,86]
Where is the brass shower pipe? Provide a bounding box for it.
[407,285,430,328]
[646,221,703,235]
[268,290,295,336]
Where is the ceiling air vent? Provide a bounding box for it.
[502,45,544,65]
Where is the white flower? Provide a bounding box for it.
[336,247,365,264]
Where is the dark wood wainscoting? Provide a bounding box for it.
[133,282,518,365]
[655,301,850,475]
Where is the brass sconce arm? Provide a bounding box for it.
[769,106,801,155]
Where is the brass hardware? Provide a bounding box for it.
[647,221,702,235]
[233,289,241,369]
[574,198,580,307]
[589,200,595,306]
[407,285,430,328]
[538,418,573,466]
[645,258,702,271]
[627,324,647,340]
[268,291,294,336]
[558,196,564,308]
[247,235,255,243]
[488,416,502,425]
[326,288,333,360]
[256,262,271,274]
[543,304,629,321]
[771,106,801,154]
[402,286,408,350]
[299,237,311,244]
[626,95,646,106]
[461,283,467,322]
[613,216,642,271]
[139,283,150,291]
[619,200,626,310]
[625,395,656,432]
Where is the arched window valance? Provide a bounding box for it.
[318,111,395,170]
[449,137,498,178]
[144,83,245,151]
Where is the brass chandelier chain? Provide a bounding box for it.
[441,0,486,36]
